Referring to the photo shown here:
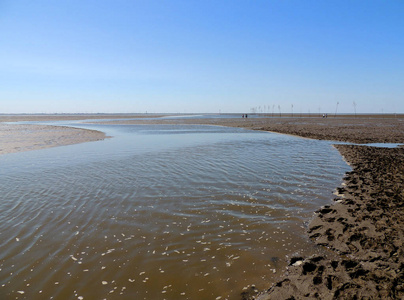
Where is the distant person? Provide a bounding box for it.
[245,114,248,118]
[242,114,244,118]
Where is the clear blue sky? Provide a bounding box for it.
[1,0,403,114]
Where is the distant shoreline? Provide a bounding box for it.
[3,114,404,155]
[91,114,404,144]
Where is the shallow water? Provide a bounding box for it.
[0,123,349,299]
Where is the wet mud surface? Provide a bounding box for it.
[249,117,404,144]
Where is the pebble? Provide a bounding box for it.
[292,260,303,266]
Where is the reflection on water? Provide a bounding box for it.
[0,124,349,299]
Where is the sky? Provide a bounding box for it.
[0,0,403,114]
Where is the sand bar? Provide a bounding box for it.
[0,113,168,155]
[0,123,107,155]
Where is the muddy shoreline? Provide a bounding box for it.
[251,145,404,299]
[96,115,404,144]
[230,118,404,299]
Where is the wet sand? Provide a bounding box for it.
[0,123,107,155]
[0,113,162,155]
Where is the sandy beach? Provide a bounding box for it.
[2,114,403,299]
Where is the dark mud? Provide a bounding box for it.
[253,117,404,144]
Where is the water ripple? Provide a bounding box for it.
[0,125,349,299]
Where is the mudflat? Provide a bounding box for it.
[2,114,403,299]
[99,114,404,144]
[4,113,404,144]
